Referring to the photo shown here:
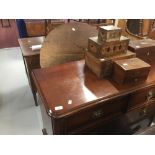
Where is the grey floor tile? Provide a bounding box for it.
[0,47,42,135]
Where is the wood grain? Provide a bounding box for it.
[40,22,98,68]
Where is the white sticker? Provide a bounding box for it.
[68,100,72,105]
[31,44,42,51]
[141,42,147,45]
[49,109,52,113]
[123,63,128,66]
[136,46,140,48]
[55,106,63,111]
[72,27,76,31]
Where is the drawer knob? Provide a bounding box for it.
[134,78,138,82]
[147,51,150,56]
[140,108,147,116]
[146,91,155,101]
[92,109,104,119]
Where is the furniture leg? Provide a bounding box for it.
[1,19,11,27]
[42,128,48,135]
[148,115,154,127]
[32,90,38,106]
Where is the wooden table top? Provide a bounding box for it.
[18,36,45,57]
[32,60,155,118]
[129,38,155,49]
[40,22,98,68]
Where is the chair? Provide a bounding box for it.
[40,22,98,68]
[0,19,11,27]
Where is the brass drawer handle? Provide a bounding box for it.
[139,108,147,116]
[147,51,150,56]
[146,91,155,101]
[92,109,104,119]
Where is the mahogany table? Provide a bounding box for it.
[32,60,155,134]
[18,36,45,106]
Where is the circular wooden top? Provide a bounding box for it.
[40,22,98,68]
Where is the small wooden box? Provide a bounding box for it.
[113,58,151,84]
[85,50,136,78]
[88,36,129,58]
[101,36,129,57]
[98,25,122,42]
[88,36,102,57]
[128,38,155,64]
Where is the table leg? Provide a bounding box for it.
[32,90,38,106]
[42,128,48,135]
[148,115,154,127]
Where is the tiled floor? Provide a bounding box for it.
[0,47,42,134]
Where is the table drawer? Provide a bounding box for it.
[126,105,148,124]
[146,100,155,115]
[66,95,129,132]
[30,55,40,68]
[128,85,155,109]
[126,100,155,125]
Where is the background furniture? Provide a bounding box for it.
[16,19,115,38]
[148,28,155,40]
[24,19,66,37]
[0,19,11,27]
[40,22,98,68]
[18,36,45,106]
[126,19,154,37]
[25,19,46,37]
[117,19,155,40]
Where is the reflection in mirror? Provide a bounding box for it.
[126,19,140,35]
[117,19,155,40]
[126,19,155,37]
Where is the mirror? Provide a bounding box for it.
[126,19,154,37]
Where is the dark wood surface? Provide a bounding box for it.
[18,36,45,106]
[40,22,98,68]
[33,60,118,116]
[128,38,155,65]
[32,58,155,134]
[33,60,155,117]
